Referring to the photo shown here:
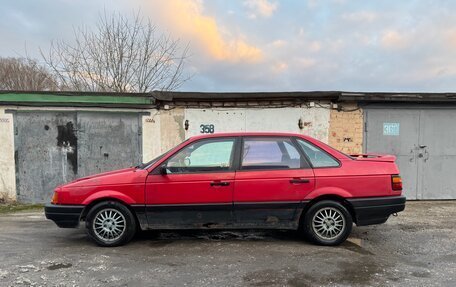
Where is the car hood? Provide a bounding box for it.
[61,167,143,188]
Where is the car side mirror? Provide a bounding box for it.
[159,166,167,175]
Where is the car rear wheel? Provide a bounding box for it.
[301,200,352,246]
[86,201,136,247]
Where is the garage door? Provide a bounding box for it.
[14,111,142,203]
[365,107,456,199]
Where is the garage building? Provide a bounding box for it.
[0,91,454,202]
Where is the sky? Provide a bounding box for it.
[1,0,456,92]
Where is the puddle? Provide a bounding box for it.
[152,230,296,242]
[195,231,268,241]
[245,257,386,287]
[149,240,175,248]
[244,268,290,286]
[47,263,72,270]
[438,253,456,263]
[411,271,431,278]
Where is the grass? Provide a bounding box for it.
[0,203,44,214]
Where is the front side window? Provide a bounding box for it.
[165,138,235,173]
[241,137,304,170]
[297,139,339,168]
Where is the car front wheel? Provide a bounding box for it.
[301,200,352,246]
[86,201,137,247]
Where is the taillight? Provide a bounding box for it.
[51,191,58,204]
[392,175,402,191]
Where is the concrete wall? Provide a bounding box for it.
[1,102,364,202]
[141,105,333,163]
[142,110,162,163]
[142,108,186,162]
[0,106,149,202]
[328,102,363,154]
[0,108,15,202]
[183,105,331,143]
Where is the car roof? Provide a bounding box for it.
[188,132,312,141]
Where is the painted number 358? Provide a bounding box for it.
[200,124,215,134]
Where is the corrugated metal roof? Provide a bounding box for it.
[339,92,456,103]
[0,91,154,108]
[151,91,340,101]
[2,90,456,107]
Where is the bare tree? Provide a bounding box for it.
[0,57,58,91]
[41,12,189,92]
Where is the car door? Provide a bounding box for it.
[234,136,315,228]
[145,137,237,228]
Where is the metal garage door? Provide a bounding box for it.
[14,111,142,203]
[365,107,456,199]
[76,112,142,177]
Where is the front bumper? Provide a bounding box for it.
[347,196,406,226]
[44,203,84,228]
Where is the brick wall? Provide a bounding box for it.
[328,102,363,154]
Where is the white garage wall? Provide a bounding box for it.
[184,106,330,143]
[142,109,162,163]
[0,108,16,201]
[184,109,246,136]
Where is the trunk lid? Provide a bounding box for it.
[350,153,397,162]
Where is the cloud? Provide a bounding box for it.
[4,0,452,92]
[381,30,408,50]
[308,41,321,52]
[444,28,456,48]
[296,58,316,69]
[272,61,288,73]
[145,0,262,63]
[341,11,378,23]
[243,0,278,18]
[270,39,287,48]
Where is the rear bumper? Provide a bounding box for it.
[44,203,84,228]
[347,196,406,226]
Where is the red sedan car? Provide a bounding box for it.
[45,132,405,246]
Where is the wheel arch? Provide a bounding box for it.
[80,197,139,229]
[300,194,357,225]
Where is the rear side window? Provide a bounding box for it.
[241,137,306,170]
[296,139,339,168]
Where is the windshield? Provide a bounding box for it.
[137,152,168,169]
[137,139,189,169]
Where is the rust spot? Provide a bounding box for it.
[266,216,279,224]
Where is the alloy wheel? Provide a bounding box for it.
[93,208,126,242]
[311,207,346,240]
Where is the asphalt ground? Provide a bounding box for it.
[0,201,455,286]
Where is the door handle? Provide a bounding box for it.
[210,181,230,187]
[289,178,310,184]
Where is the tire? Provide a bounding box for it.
[85,201,137,247]
[301,200,352,246]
